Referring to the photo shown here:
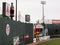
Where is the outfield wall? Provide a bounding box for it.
[0,18,33,45]
[46,24,60,35]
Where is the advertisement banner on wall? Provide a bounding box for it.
[5,3,10,17]
[52,20,60,24]
[3,2,10,17]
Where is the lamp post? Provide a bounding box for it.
[16,0,17,21]
[41,0,46,36]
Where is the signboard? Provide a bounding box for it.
[3,2,10,17]
[52,20,60,24]
[6,24,10,36]
[5,3,10,17]
[25,15,30,22]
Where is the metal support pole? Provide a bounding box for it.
[42,4,44,24]
[16,0,17,21]
[42,4,45,36]
[41,1,46,36]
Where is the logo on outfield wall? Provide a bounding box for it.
[6,24,10,36]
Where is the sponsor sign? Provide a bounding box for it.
[5,3,10,17]
[52,20,60,24]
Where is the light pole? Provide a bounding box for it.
[41,0,46,36]
[16,0,17,21]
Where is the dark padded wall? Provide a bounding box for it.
[25,23,33,44]
[46,24,60,35]
[0,18,33,45]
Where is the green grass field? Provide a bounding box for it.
[37,39,60,45]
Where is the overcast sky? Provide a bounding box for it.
[0,0,60,23]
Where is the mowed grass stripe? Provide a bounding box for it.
[37,39,60,45]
